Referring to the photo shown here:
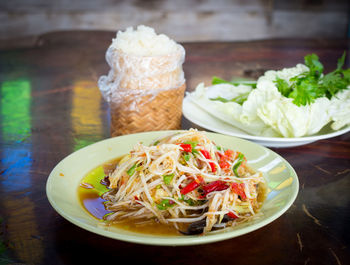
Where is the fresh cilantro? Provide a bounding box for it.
[342,68,350,82]
[321,51,349,98]
[336,51,346,70]
[322,71,348,98]
[304,53,324,77]
[274,77,292,96]
[275,51,349,106]
[288,75,325,106]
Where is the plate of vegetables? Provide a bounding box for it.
[183,53,350,147]
[46,129,299,245]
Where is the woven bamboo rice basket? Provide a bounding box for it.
[110,82,186,136]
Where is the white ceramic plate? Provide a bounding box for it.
[46,130,299,246]
[182,97,350,148]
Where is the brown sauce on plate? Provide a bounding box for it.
[78,157,180,235]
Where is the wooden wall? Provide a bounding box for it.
[0,0,349,41]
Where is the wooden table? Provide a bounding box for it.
[0,31,349,265]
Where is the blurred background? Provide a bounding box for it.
[0,0,349,42]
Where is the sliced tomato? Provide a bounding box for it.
[179,143,192,153]
[230,182,247,200]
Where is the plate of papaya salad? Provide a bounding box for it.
[46,129,299,246]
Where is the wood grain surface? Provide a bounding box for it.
[0,31,349,265]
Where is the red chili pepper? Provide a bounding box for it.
[134,196,141,205]
[231,182,247,200]
[216,151,223,159]
[227,211,238,219]
[200,149,211,159]
[180,177,202,195]
[209,162,217,173]
[200,149,216,173]
[179,143,192,153]
[202,180,229,194]
[197,175,204,184]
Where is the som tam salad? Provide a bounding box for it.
[102,129,266,235]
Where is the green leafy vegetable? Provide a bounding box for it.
[304,53,324,77]
[322,51,349,98]
[212,76,257,88]
[210,92,250,105]
[210,76,256,105]
[274,77,292,96]
[288,75,325,106]
[211,52,349,107]
[337,51,346,70]
[274,51,350,106]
